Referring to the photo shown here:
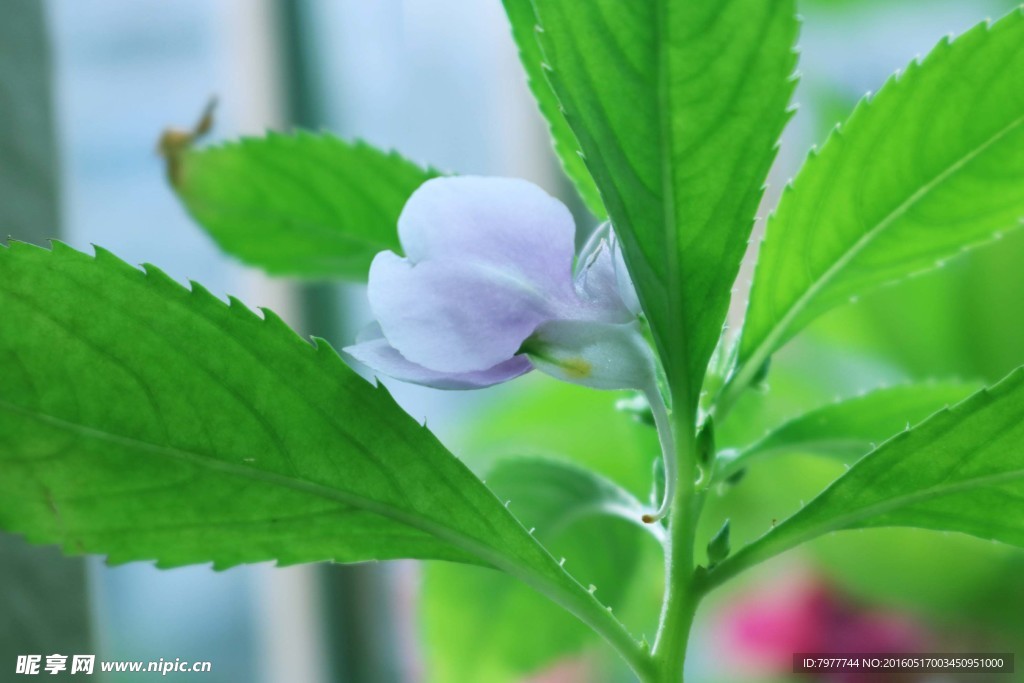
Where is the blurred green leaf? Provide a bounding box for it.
[715,334,911,452]
[453,376,660,498]
[802,0,1020,10]
[171,132,438,279]
[502,0,605,218]
[423,457,655,682]
[709,365,1024,585]
[714,381,977,481]
[484,457,656,535]
[811,527,1024,633]
[699,338,910,561]
[810,225,1024,385]
[0,242,644,656]
[530,0,798,414]
[733,11,1024,402]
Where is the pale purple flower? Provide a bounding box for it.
[344,176,654,393]
[344,176,676,521]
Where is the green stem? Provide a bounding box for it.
[647,415,704,682]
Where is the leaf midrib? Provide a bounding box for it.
[728,457,1024,573]
[742,111,1024,379]
[0,397,505,567]
[2,396,652,666]
[189,196,395,253]
[720,436,875,477]
[800,465,1024,544]
[654,0,689,412]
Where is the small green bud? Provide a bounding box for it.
[707,518,731,568]
[615,393,655,427]
[750,356,772,388]
[725,467,747,486]
[697,418,716,466]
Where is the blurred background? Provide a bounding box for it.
[2,0,1023,681]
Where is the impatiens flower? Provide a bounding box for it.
[345,176,649,390]
[344,176,676,521]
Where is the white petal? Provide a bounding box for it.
[398,176,577,300]
[344,334,532,390]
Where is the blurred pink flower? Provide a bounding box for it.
[717,576,930,682]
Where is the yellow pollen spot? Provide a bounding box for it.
[560,357,592,379]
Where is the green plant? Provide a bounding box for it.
[3,2,1024,681]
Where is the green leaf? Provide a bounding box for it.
[530,0,798,413]
[171,132,439,279]
[0,240,487,566]
[713,381,978,481]
[0,242,646,668]
[732,11,1024,401]
[423,457,656,682]
[501,0,605,217]
[707,365,1024,588]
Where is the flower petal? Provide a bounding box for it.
[398,176,577,298]
[524,319,658,392]
[344,334,532,390]
[369,176,581,373]
[370,251,555,372]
